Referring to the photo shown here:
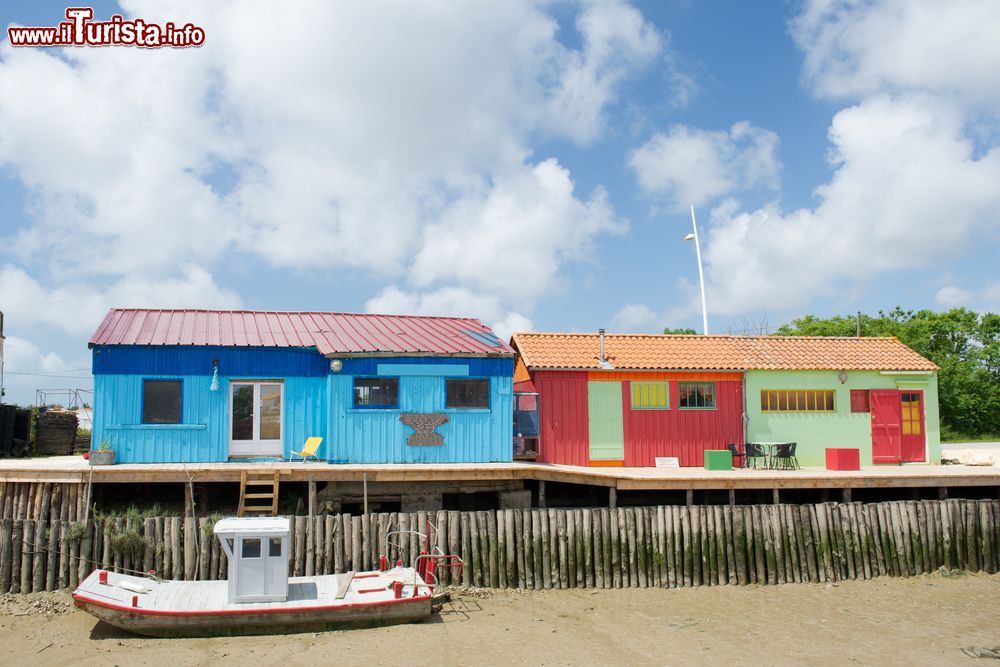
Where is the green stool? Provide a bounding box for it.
[704,449,733,471]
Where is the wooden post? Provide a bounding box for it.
[0,518,12,593]
[557,510,568,589]
[531,509,543,590]
[305,515,315,577]
[294,515,307,577]
[183,517,197,580]
[308,476,316,518]
[46,516,59,590]
[33,519,47,592]
[728,489,736,506]
[362,473,368,517]
[686,489,694,507]
[57,521,69,589]
[538,481,546,509]
[21,521,33,594]
[11,520,23,594]
[938,487,948,500]
[842,488,852,504]
[170,517,183,579]
[198,517,211,581]
[772,489,780,505]
[609,487,617,510]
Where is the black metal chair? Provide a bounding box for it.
[771,442,800,470]
[726,443,745,468]
[744,442,768,469]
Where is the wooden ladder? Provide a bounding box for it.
[238,470,280,516]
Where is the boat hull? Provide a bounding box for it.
[73,594,434,638]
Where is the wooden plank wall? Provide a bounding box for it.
[0,483,997,594]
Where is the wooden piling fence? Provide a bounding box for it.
[0,497,997,594]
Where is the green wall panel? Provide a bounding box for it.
[587,381,624,461]
[745,370,940,467]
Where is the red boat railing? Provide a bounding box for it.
[383,519,464,590]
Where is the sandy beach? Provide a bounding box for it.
[2,572,999,666]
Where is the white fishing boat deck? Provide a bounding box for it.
[76,568,431,612]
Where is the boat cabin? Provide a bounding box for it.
[214,516,290,603]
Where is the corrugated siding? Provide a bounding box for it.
[622,379,744,466]
[281,377,328,459]
[93,346,328,377]
[533,370,744,467]
[93,374,226,463]
[329,374,512,463]
[535,371,590,466]
[587,382,624,460]
[93,374,328,463]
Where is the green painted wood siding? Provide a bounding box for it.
[588,381,624,460]
[745,370,940,466]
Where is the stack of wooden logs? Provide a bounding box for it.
[0,484,997,595]
[34,410,78,456]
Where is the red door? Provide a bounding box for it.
[899,390,926,462]
[870,390,902,464]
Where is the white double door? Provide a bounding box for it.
[229,381,283,457]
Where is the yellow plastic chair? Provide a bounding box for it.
[289,436,323,462]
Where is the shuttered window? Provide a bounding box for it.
[631,382,669,410]
[760,389,835,412]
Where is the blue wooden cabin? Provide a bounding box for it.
[89,309,515,464]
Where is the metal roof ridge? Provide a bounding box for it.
[105,307,483,322]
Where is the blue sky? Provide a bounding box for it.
[2,0,999,405]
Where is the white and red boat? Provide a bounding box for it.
[72,516,460,638]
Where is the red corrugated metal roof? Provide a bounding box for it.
[511,332,938,371]
[90,309,514,356]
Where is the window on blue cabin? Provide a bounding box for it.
[446,378,489,409]
[353,378,399,408]
[142,380,182,423]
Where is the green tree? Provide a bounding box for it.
[776,307,1000,439]
[663,327,698,335]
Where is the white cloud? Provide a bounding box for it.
[700,95,1000,314]
[628,121,780,208]
[364,285,532,341]
[982,282,1000,307]
[935,286,972,308]
[610,303,660,332]
[0,0,659,344]
[409,159,622,304]
[792,0,1000,106]
[3,336,70,374]
[545,0,662,143]
[0,264,241,335]
[653,1,1000,319]
[935,281,1000,312]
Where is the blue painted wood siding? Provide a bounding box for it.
[329,374,513,463]
[91,346,512,463]
[92,374,328,464]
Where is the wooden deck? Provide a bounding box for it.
[2,455,1000,491]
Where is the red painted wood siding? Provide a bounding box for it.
[534,371,590,466]
[621,379,744,466]
[533,370,744,467]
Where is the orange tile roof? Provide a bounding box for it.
[510,333,939,372]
